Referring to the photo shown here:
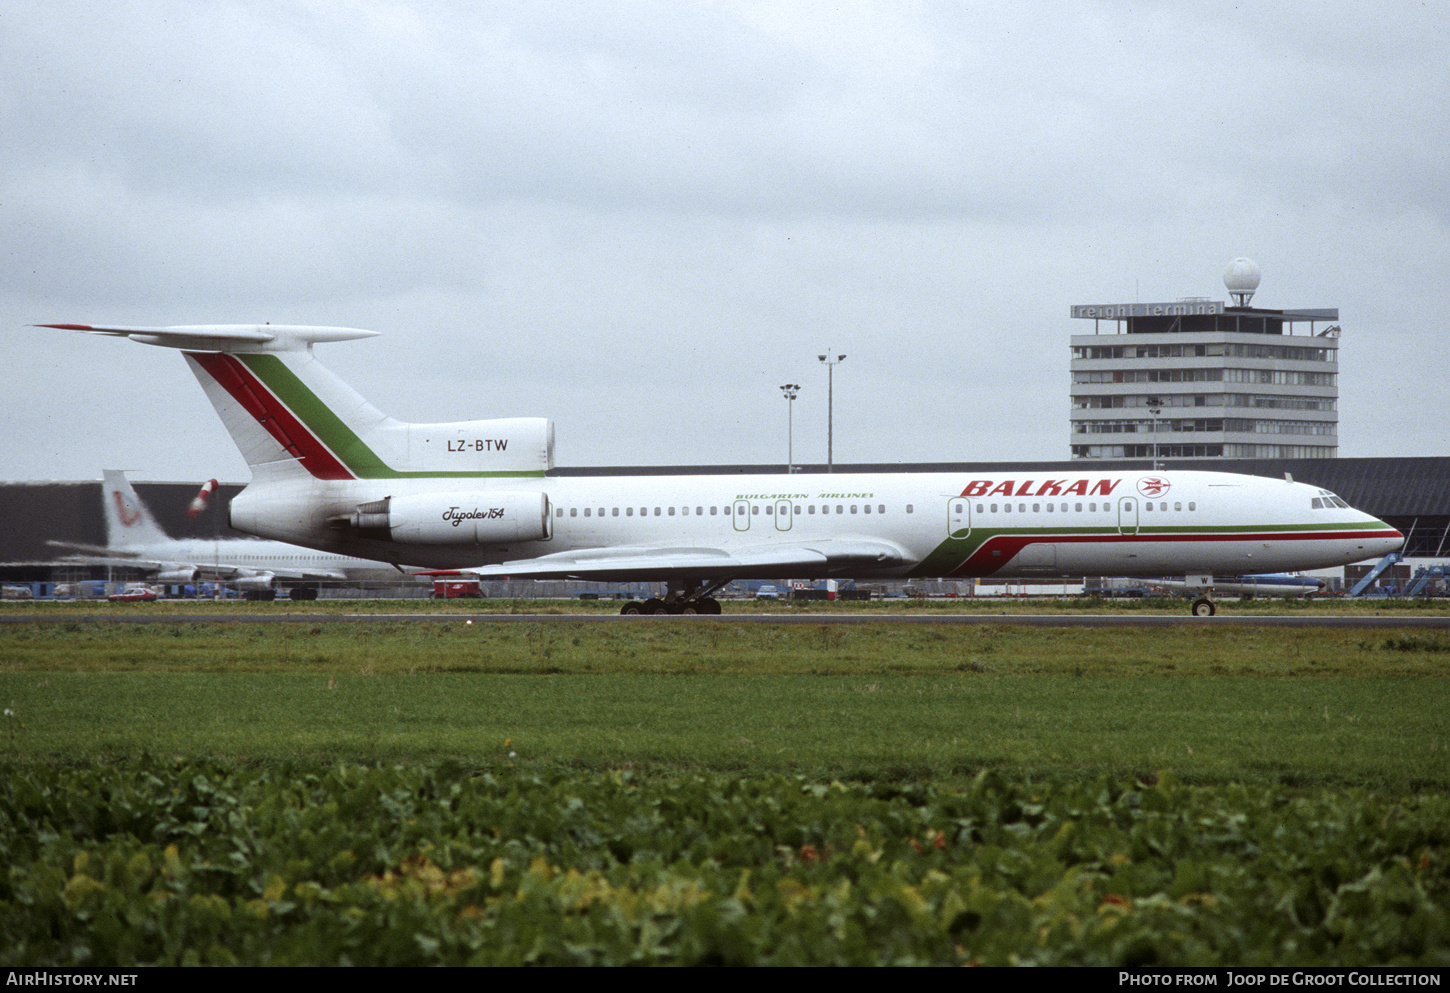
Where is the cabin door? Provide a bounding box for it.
[1117,496,1139,535]
[775,500,794,531]
[733,500,751,532]
[947,498,971,538]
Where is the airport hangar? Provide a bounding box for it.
[1,457,1445,589]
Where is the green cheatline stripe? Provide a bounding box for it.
[238,354,545,480]
[916,522,1398,575]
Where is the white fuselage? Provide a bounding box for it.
[229,468,1403,581]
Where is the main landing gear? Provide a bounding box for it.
[620,579,728,615]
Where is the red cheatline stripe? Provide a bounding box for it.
[188,352,354,480]
[950,529,1401,578]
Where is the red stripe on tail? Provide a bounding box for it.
[188,352,354,480]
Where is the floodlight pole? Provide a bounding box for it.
[779,383,800,473]
[1146,396,1162,471]
[818,351,845,473]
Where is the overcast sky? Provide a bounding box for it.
[3,0,1446,484]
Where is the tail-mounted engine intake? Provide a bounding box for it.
[350,491,551,544]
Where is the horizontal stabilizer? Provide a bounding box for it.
[36,324,378,353]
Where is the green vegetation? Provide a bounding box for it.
[3,762,1447,965]
[2,613,1449,965]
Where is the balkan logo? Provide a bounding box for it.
[1137,476,1171,498]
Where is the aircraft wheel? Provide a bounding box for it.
[700,598,722,615]
[679,603,700,615]
[1191,597,1216,617]
[620,601,643,615]
[643,598,670,615]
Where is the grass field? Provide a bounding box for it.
[3,604,1449,964]
[3,614,1450,787]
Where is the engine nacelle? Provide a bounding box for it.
[233,573,275,592]
[156,567,199,583]
[363,491,552,545]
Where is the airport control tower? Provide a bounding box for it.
[1069,259,1340,461]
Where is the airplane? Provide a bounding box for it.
[48,468,408,599]
[1144,574,1326,599]
[40,323,1405,616]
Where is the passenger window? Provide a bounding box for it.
[863,504,871,514]
[1032,503,1040,512]
[836,505,844,514]
[1174,502,1181,511]
[626,507,634,516]
[654,508,661,516]
[556,508,564,517]
[669,507,676,516]
[696,507,703,515]
[1075,503,1083,512]
[1188,502,1195,511]
[570,508,578,517]
[906,504,914,513]
[1144,502,1151,512]
[878,504,885,514]
[752,506,759,515]
[808,505,815,514]
[612,508,619,517]
[851,505,857,514]
[584,508,591,517]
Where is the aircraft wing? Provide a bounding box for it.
[45,543,347,582]
[47,540,141,559]
[459,538,913,581]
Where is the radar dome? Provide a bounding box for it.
[1224,257,1261,306]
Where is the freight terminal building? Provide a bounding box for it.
[1070,259,1340,461]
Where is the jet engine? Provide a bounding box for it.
[352,491,551,545]
[233,574,276,592]
[156,567,199,583]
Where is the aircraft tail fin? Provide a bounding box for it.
[101,470,171,550]
[43,325,553,481]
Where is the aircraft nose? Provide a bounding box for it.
[1375,527,1406,556]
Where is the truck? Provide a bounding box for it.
[433,578,485,599]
